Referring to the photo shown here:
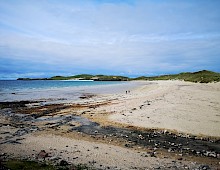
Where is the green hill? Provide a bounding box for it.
[49,74,94,80]
[17,70,220,83]
[134,70,220,83]
[48,74,128,81]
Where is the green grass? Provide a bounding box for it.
[72,164,94,170]
[3,160,55,170]
[49,74,94,80]
[93,75,129,81]
[2,160,94,170]
[134,70,220,83]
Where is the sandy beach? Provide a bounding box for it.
[0,80,220,169]
[107,80,220,137]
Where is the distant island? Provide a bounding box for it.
[17,70,220,83]
[17,74,129,81]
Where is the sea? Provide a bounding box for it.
[0,80,142,102]
[0,80,125,92]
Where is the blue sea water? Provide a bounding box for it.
[0,80,144,102]
[0,80,125,92]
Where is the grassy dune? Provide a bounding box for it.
[134,70,220,83]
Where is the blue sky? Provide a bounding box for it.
[0,0,220,79]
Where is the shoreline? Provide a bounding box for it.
[0,81,146,103]
[0,80,220,169]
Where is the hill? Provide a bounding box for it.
[17,70,220,83]
[48,74,94,80]
[18,74,129,81]
[134,70,220,83]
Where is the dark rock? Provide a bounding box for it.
[37,150,48,159]
[150,152,156,157]
[154,166,161,169]
[124,144,131,148]
[199,165,211,170]
[59,160,69,166]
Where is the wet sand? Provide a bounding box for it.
[0,80,220,169]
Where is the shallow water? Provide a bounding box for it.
[0,80,129,91]
[0,81,145,102]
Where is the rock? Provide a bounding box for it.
[150,152,156,157]
[168,148,173,152]
[124,144,132,148]
[154,166,161,169]
[138,134,144,139]
[37,150,48,159]
[0,153,6,156]
[59,160,69,166]
[198,165,211,170]
[49,156,60,161]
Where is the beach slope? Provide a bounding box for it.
[108,80,220,137]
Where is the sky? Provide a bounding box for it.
[0,0,220,79]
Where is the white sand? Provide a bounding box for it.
[107,81,220,137]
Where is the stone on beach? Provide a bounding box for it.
[37,150,48,159]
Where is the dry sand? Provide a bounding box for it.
[105,80,220,137]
